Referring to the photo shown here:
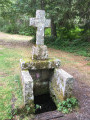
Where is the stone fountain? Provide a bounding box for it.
[20,10,74,113]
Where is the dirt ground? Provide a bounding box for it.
[0,32,90,120]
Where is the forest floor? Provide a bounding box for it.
[0,32,90,120]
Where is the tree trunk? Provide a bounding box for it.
[51,18,57,37]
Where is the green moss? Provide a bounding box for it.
[53,87,64,101]
[23,58,56,63]
[50,78,64,107]
[33,54,37,59]
[32,45,47,59]
[39,61,49,68]
[60,78,64,87]
[21,58,60,70]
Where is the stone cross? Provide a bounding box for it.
[30,10,51,45]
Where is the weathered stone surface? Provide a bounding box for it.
[30,10,51,45]
[20,9,74,112]
[32,45,48,60]
[20,58,60,70]
[29,69,54,96]
[21,70,34,105]
[49,69,74,105]
[34,81,49,96]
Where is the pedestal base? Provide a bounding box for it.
[20,58,60,70]
[32,45,48,60]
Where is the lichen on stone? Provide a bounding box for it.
[20,58,60,70]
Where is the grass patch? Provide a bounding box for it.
[87,62,90,66]
[0,46,24,120]
[0,77,12,119]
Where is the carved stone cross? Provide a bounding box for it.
[30,10,51,45]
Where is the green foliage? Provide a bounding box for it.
[35,104,41,111]
[57,97,78,114]
[0,0,90,38]
[45,28,51,36]
[2,24,18,34]
[44,35,90,57]
[18,26,35,36]
[13,104,35,116]
[57,27,84,40]
[0,14,35,35]
[87,62,90,66]
[25,105,31,113]
[0,0,90,57]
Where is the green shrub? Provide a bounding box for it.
[57,27,83,40]
[57,97,78,114]
[45,36,56,45]
[0,23,18,34]
[18,25,35,36]
[44,36,90,57]
[45,28,51,36]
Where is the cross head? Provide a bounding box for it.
[30,10,51,45]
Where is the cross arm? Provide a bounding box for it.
[45,19,51,27]
[29,18,36,27]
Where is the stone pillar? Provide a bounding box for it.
[21,70,34,112]
[32,45,48,60]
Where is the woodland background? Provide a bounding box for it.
[0,0,90,56]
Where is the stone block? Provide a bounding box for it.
[20,58,60,70]
[32,45,48,60]
[49,69,74,105]
[21,70,34,106]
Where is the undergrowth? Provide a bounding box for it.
[45,37,90,57]
[57,97,78,114]
[32,36,90,57]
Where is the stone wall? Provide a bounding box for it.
[21,70,34,105]
[49,69,74,106]
[29,69,54,96]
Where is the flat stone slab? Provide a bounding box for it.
[20,58,60,70]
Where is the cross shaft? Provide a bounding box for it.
[30,10,51,45]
